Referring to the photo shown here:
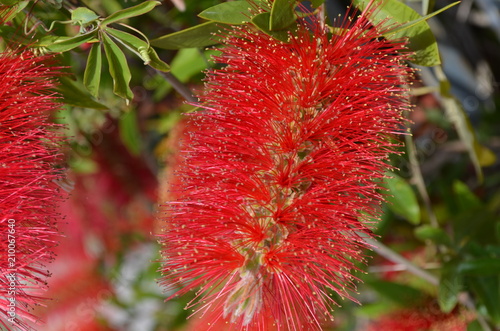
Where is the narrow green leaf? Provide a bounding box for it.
[151,21,229,50]
[101,1,160,26]
[354,0,441,66]
[435,66,486,182]
[71,7,100,24]
[442,97,485,181]
[457,258,500,276]
[83,43,102,98]
[56,76,107,110]
[101,33,134,102]
[119,109,141,156]
[198,1,253,24]
[415,225,452,247]
[270,0,296,31]
[438,264,461,313]
[147,47,170,72]
[252,12,291,42]
[105,27,170,71]
[382,172,421,224]
[44,31,97,53]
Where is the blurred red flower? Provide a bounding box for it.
[0,50,65,330]
[159,4,412,330]
[366,302,474,331]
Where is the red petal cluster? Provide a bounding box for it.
[0,50,65,330]
[159,5,412,331]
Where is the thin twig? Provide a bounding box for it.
[366,236,492,330]
[155,70,198,103]
[364,236,439,286]
[405,134,439,228]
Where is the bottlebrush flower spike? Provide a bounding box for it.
[0,49,65,330]
[158,2,413,330]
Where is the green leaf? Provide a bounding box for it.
[105,27,170,71]
[252,12,291,42]
[457,258,500,276]
[415,225,452,247]
[198,1,253,24]
[468,277,500,324]
[119,110,141,156]
[385,2,459,38]
[101,33,134,102]
[100,1,160,26]
[152,48,214,100]
[382,172,421,224]
[311,0,325,7]
[438,263,461,313]
[0,1,28,22]
[56,76,107,110]
[467,320,483,331]
[83,43,102,98]
[354,0,441,66]
[270,0,296,31]
[151,21,229,50]
[366,280,425,307]
[0,0,18,5]
[453,180,482,211]
[71,7,100,25]
[435,64,489,181]
[44,31,97,53]
[441,97,484,181]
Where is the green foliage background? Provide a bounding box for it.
[1,0,499,330]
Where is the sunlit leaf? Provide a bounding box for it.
[385,2,459,37]
[71,7,100,25]
[354,0,442,66]
[198,1,253,24]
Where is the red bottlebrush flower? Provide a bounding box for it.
[0,50,65,330]
[158,3,413,330]
[366,301,474,331]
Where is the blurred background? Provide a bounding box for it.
[2,0,498,330]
